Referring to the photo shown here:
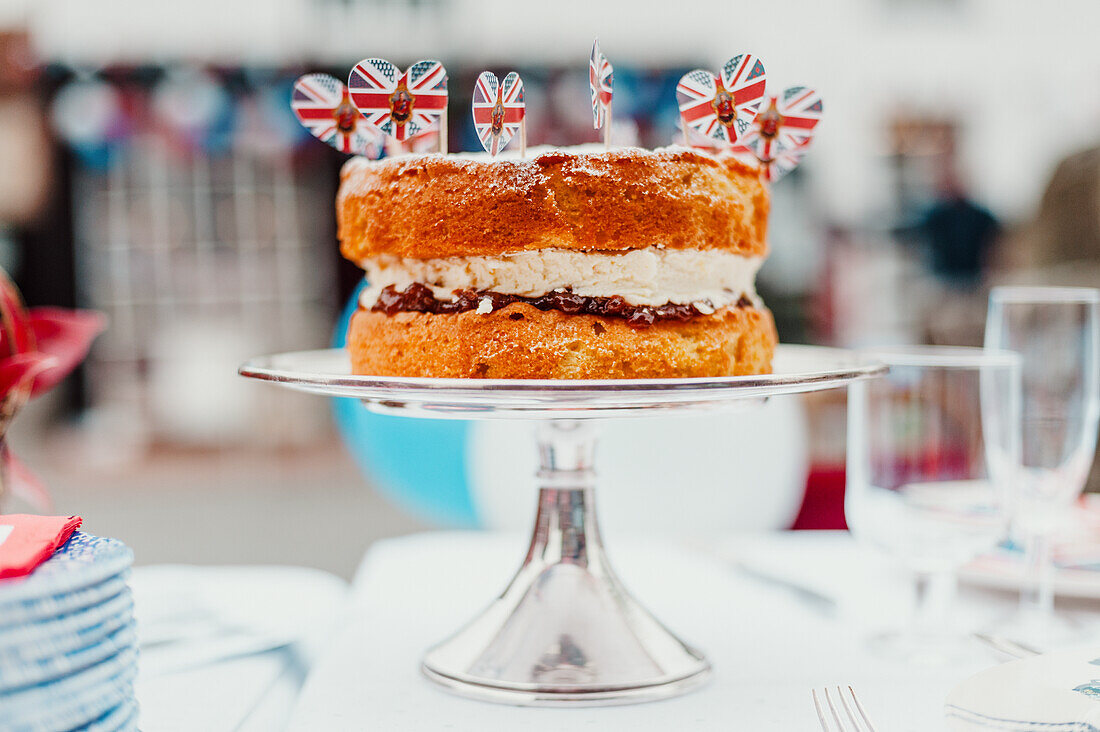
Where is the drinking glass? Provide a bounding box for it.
[985,286,1100,645]
[846,346,1020,662]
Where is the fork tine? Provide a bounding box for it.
[824,687,846,730]
[847,685,878,732]
[811,688,832,731]
[813,686,878,732]
[836,685,862,730]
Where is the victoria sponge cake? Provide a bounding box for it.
[338,145,777,379]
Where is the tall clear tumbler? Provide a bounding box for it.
[846,347,1020,663]
[985,286,1100,645]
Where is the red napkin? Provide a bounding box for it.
[0,514,83,580]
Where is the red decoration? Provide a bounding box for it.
[0,269,105,510]
[0,515,82,579]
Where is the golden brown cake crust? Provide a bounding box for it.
[347,303,777,379]
[337,147,769,262]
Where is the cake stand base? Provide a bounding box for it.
[420,420,711,706]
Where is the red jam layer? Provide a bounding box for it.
[371,283,753,328]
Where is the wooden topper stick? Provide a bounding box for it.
[604,103,612,150]
[682,124,690,147]
[439,108,448,154]
[520,115,527,158]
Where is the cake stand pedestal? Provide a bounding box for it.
[423,418,708,705]
[240,345,884,706]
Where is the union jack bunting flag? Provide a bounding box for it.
[348,58,448,142]
[471,71,524,155]
[737,86,823,163]
[589,39,613,129]
[291,74,383,157]
[676,54,767,145]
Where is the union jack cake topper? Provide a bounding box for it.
[471,71,525,156]
[589,39,614,134]
[676,54,767,145]
[348,58,448,148]
[739,87,823,162]
[291,74,384,157]
[733,86,824,182]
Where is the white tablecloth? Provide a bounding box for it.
[131,565,348,731]
[284,530,1100,730]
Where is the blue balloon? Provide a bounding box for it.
[330,283,479,527]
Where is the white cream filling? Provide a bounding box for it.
[358,247,762,310]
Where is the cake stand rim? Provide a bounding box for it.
[237,343,886,401]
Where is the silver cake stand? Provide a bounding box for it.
[239,344,884,707]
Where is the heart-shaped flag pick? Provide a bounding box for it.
[291,74,383,157]
[759,146,806,182]
[472,72,525,155]
[589,39,613,130]
[677,54,767,145]
[348,58,448,143]
[739,86,823,163]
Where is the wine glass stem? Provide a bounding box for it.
[1021,531,1055,625]
[912,569,957,639]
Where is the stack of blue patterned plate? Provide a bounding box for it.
[0,532,138,731]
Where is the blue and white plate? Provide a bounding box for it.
[2,645,138,731]
[946,646,1100,730]
[0,616,133,677]
[113,709,139,732]
[82,698,137,732]
[0,621,137,691]
[84,698,139,732]
[0,532,133,605]
[0,588,132,652]
[0,572,129,628]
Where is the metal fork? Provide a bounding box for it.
[812,685,879,732]
[972,632,1042,660]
